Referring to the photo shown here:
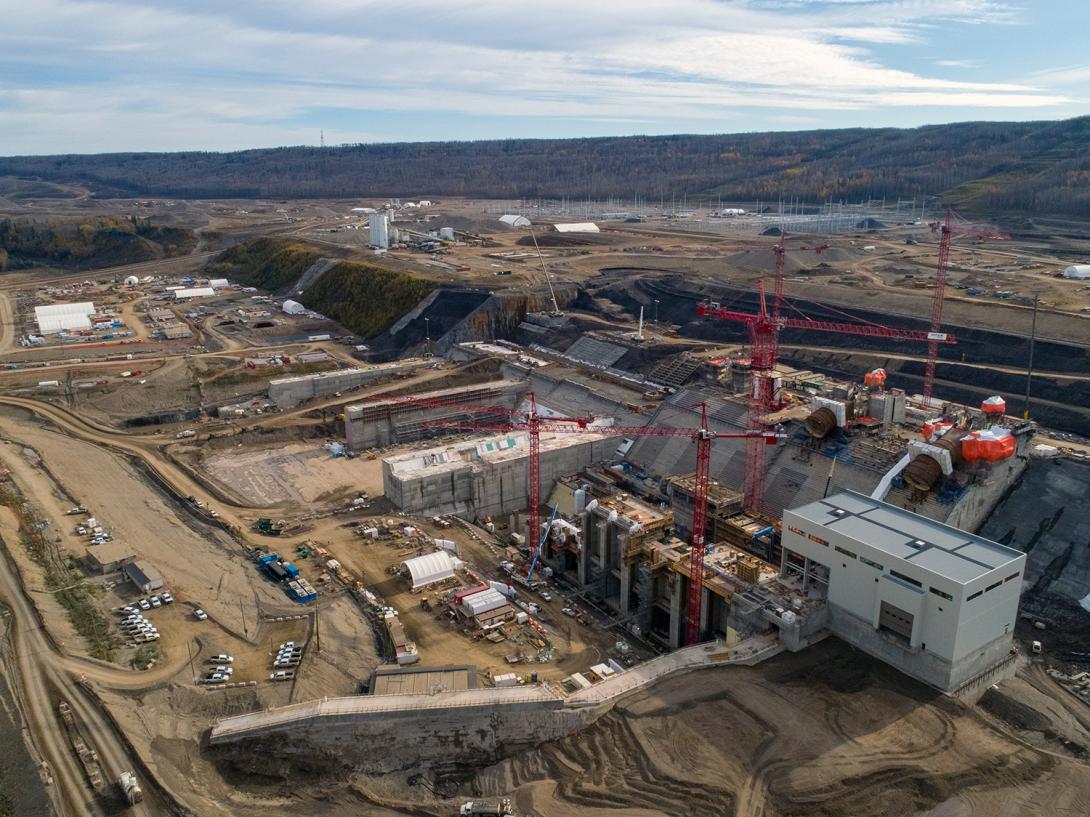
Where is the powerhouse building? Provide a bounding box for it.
[781,490,1025,692]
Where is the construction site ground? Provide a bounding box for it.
[0,195,1089,816]
[200,441,385,507]
[330,516,623,683]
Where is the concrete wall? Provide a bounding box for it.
[211,693,598,774]
[384,436,621,521]
[827,603,1015,691]
[269,361,431,409]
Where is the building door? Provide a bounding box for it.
[878,601,914,641]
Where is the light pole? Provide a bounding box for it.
[654,299,660,323]
[424,317,432,357]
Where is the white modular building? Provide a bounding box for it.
[209,278,231,289]
[35,302,96,334]
[781,490,1025,692]
[553,222,600,233]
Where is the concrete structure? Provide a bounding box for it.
[1063,264,1090,279]
[85,543,136,573]
[543,478,672,633]
[268,360,432,408]
[369,213,389,248]
[344,379,525,451]
[780,490,1025,691]
[173,287,216,300]
[383,431,620,523]
[35,302,95,334]
[369,665,476,695]
[124,560,165,593]
[160,323,191,339]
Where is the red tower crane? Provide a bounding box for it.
[924,211,1007,402]
[420,396,782,645]
[698,235,959,512]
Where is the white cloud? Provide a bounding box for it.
[0,0,1076,153]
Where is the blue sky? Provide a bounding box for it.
[1,0,1088,154]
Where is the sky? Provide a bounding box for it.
[1,0,1089,155]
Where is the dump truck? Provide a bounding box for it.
[118,771,143,805]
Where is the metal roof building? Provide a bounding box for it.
[35,302,96,334]
[1063,264,1090,279]
[498,214,530,228]
[780,490,1025,691]
[125,559,165,593]
[553,222,600,233]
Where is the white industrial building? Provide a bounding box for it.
[369,213,390,248]
[498,214,531,228]
[553,222,600,233]
[780,490,1025,692]
[35,302,96,334]
[1063,264,1090,279]
[173,287,216,300]
[209,278,231,289]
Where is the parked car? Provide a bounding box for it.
[204,672,228,683]
[138,599,151,610]
[270,670,295,681]
[209,654,234,663]
[149,596,162,608]
[194,609,208,621]
[160,592,174,604]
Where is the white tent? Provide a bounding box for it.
[1063,265,1090,279]
[498,214,530,228]
[401,551,457,589]
[174,287,216,299]
[209,278,230,289]
[282,299,306,315]
[35,302,96,334]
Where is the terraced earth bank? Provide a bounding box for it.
[460,641,1090,817]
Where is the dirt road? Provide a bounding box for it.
[0,511,171,816]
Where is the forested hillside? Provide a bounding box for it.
[300,261,433,338]
[205,237,319,292]
[3,116,1090,215]
[0,217,195,271]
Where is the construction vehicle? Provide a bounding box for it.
[118,771,144,804]
[58,702,105,792]
[254,517,284,536]
[460,799,513,816]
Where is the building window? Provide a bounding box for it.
[889,570,922,588]
[967,590,983,601]
[834,546,857,559]
[860,556,884,571]
[929,587,953,601]
[1005,572,1021,583]
[985,580,1002,593]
